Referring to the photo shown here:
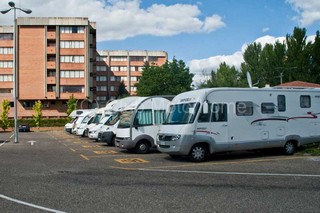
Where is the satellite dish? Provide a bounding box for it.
[246,72,253,88]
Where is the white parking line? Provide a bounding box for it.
[138,168,320,178]
[0,194,66,213]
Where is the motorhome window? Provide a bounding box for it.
[154,110,166,125]
[108,113,120,126]
[212,104,228,122]
[236,101,253,116]
[198,103,212,123]
[261,103,275,114]
[135,110,153,126]
[300,95,311,108]
[166,103,200,124]
[92,113,102,123]
[277,95,286,112]
[118,110,134,128]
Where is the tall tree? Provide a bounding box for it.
[310,30,320,83]
[32,100,42,129]
[117,81,129,99]
[0,99,11,131]
[67,94,77,116]
[136,58,193,96]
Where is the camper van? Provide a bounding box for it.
[64,109,94,134]
[115,96,171,153]
[157,87,320,162]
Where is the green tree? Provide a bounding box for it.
[32,100,42,129]
[0,99,11,131]
[136,58,194,96]
[117,81,129,99]
[201,62,245,88]
[67,94,77,116]
[310,30,320,83]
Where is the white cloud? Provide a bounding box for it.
[286,0,320,26]
[0,0,225,41]
[262,27,270,33]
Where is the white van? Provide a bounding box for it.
[115,96,171,153]
[64,109,93,134]
[70,110,95,134]
[157,87,320,161]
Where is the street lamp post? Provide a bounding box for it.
[1,1,32,143]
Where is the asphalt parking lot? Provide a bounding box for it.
[1,130,320,213]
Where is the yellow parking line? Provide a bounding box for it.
[80,154,89,161]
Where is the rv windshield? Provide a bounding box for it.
[118,110,134,128]
[165,102,200,125]
[107,112,120,126]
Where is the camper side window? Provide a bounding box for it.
[198,104,211,123]
[300,95,311,108]
[154,110,166,125]
[211,104,227,122]
[261,103,275,114]
[277,95,286,112]
[135,109,153,126]
[236,101,253,116]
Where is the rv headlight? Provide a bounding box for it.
[171,135,181,141]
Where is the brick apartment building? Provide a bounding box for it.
[0,17,167,118]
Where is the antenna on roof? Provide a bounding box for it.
[246,72,253,88]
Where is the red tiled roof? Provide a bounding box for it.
[277,81,320,88]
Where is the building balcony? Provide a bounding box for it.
[47,76,56,84]
[47,61,56,69]
[47,46,56,54]
[47,31,56,40]
[46,91,56,99]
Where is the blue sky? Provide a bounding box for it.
[1,0,319,84]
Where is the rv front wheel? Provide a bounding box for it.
[283,141,296,155]
[189,144,208,162]
[135,140,150,154]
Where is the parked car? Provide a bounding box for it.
[19,124,30,132]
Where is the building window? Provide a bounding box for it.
[96,86,107,91]
[0,48,13,54]
[138,67,144,72]
[0,61,13,68]
[236,101,253,116]
[130,86,137,92]
[130,66,136,71]
[110,66,119,72]
[60,86,84,93]
[130,56,145,62]
[119,66,127,71]
[148,56,158,62]
[22,101,35,108]
[60,70,84,78]
[60,56,84,63]
[0,74,13,81]
[96,66,107,71]
[96,56,107,62]
[0,33,13,40]
[300,95,311,108]
[47,85,56,92]
[97,96,107,101]
[0,88,12,93]
[121,77,127,81]
[60,26,85,34]
[110,56,127,62]
[110,86,116,91]
[96,76,107,81]
[60,41,84,48]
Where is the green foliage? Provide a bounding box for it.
[0,99,11,131]
[67,94,77,116]
[200,63,246,88]
[202,27,320,88]
[136,58,194,96]
[117,81,130,99]
[32,100,43,128]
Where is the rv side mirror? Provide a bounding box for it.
[133,118,139,129]
[202,101,209,114]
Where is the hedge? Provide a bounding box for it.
[6,118,69,127]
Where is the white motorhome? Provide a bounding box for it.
[88,97,141,141]
[70,109,96,134]
[157,87,320,162]
[115,96,171,153]
[64,109,94,134]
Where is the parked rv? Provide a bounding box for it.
[115,96,171,153]
[64,109,93,134]
[157,87,320,162]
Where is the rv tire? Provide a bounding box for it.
[189,144,208,162]
[135,140,150,154]
[283,141,296,155]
